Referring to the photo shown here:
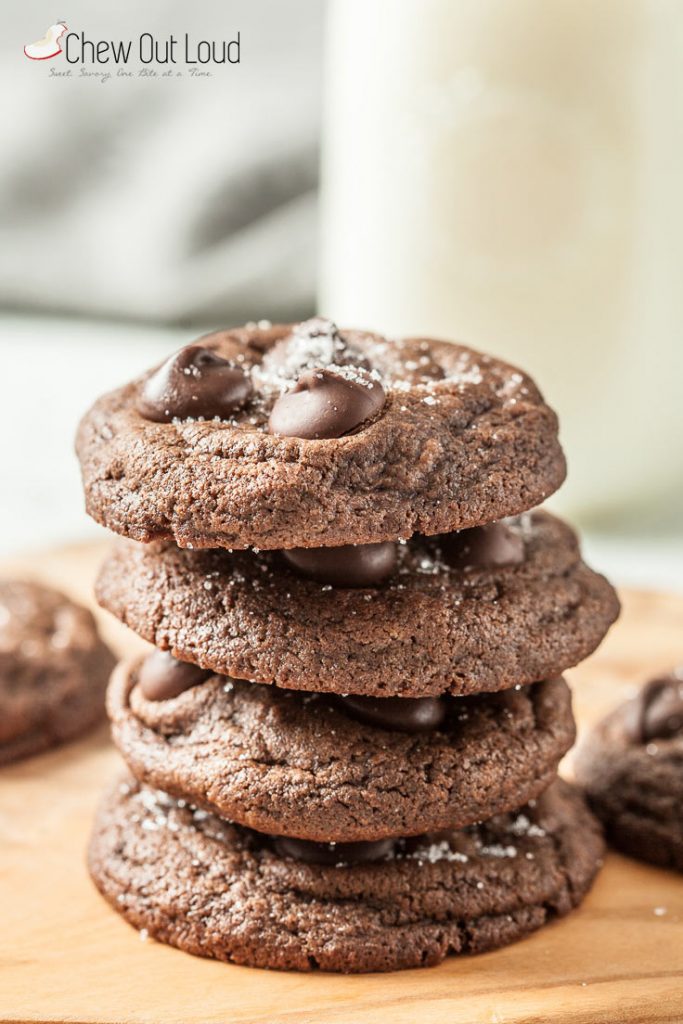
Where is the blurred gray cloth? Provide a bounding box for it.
[1,0,324,325]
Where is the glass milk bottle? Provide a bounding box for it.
[320,0,683,525]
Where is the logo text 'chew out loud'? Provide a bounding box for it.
[62,32,240,65]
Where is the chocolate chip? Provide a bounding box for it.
[442,521,525,570]
[268,367,385,440]
[336,694,447,733]
[137,651,210,701]
[273,835,395,865]
[282,541,397,587]
[640,674,683,741]
[137,345,252,422]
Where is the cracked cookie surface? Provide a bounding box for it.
[76,321,566,550]
[88,776,604,973]
[96,510,619,698]
[108,663,575,841]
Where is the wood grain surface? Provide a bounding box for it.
[0,542,682,1024]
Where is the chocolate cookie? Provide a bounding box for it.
[96,510,619,698]
[108,659,575,841]
[76,319,566,550]
[88,776,604,973]
[0,580,115,765]
[575,671,683,871]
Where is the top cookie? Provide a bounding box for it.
[76,318,566,550]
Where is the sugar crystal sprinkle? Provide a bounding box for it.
[480,843,518,859]
[406,841,469,865]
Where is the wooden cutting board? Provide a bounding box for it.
[1,542,682,1024]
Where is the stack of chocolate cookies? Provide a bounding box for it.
[77,319,619,973]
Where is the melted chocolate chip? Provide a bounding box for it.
[137,651,210,701]
[640,674,683,742]
[137,345,252,422]
[273,835,395,865]
[282,541,397,587]
[442,521,525,570]
[336,693,447,733]
[268,367,385,440]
